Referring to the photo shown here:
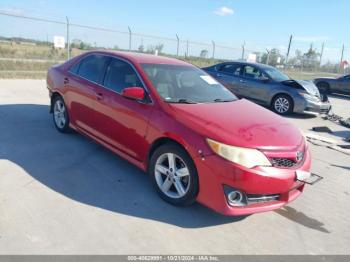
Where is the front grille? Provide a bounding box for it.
[271,158,298,168]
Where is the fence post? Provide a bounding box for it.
[266,49,271,65]
[241,41,245,60]
[176,34,180,57]
[66,16,70,60]
[128,26,132,51]
[212,41,216,59]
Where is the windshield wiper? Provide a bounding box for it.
[213,98,234,102]
[168,98,198,104]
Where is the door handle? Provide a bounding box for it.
[96,92,104,100]
[63,77,69,85]
[240,79,247,83]
[217,73,224,77]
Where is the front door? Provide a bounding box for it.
[92,57,153,161]
[239,65,270,104]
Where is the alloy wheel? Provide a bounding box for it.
[154,153,191,199]
[274,97,290,114]
[54,99,67,129]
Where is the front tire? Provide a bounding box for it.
[52,96,70,133]
[149,143,199,206]
[272,94,293,115]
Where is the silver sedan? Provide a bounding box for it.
[203,61,331,115]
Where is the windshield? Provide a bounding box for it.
[264,67,290,82]
[141,64,237,103]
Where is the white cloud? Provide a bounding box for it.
[214,6,234,16]
[294,36,330,42]
[0,7,25,15]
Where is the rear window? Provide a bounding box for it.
[75,55,110,83]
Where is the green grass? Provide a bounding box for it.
[0,42,341,80]
[0,42,222,79]
[283,70,340,80]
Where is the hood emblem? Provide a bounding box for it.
[296,151,304,162]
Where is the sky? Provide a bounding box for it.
[0,0,349,62]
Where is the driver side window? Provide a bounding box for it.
[242,65,263,80]
[103,58,143,93]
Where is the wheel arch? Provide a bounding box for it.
[147,136,198,171]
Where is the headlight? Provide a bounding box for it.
[206,138,271,168]
[299,92,319,102]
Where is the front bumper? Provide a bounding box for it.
[294,97,331,114]
[304,100,331,114]
[194,148,311,216]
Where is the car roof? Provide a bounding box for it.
[218,60,275,70]
[82,50,191,66]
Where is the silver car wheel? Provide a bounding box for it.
[53,100,66,129]
[154,153,191,199]
[274,97,290,113]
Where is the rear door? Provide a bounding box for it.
[92,57,153,161]
[66,54,110,132]
[239,65,271,104]
[212,63,243,96]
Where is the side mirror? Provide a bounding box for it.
[121,87,145,101]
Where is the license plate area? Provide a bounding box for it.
[296,170,323,185]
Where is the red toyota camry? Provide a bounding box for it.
[47,50,320,216]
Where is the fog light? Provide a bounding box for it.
[223,185,247,207]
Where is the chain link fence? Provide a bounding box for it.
[0,11,349,79]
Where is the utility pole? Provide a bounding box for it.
[241,41,246,60]
[285,35,293,66]
[66,16,70,60]
[176,34,180,57]
[128,26,132,51]
[212,41,216,59]
[319,42,325,67]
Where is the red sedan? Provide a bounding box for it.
[47,51,319,216]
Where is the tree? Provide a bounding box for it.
[200,49,208,58]
[302,44,320,70]
[146,43,164,54]
[138,44,145,53]
[155,43,164,54]
[260,48,284,66]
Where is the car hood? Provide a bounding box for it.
[168,99,303,150]
[283,79,320,97]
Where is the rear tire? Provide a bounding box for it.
[149,143,199,206]
[52,95,70,133]
[272,94,293,115]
